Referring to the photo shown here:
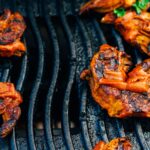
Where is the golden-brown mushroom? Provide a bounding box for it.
[80,0,136,14]
[101,11,150,56]
[93,137,132,150]
[0,83,22,137]
[81,44,150,118]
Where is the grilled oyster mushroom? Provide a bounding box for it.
[0,83,22,137]
[81,44,150,118]
[93,137,132,150]
[101,11,150,56]
[80,0,136,14]
[0,39,26,57]
[0,9,26,57]
[0,9,26,45]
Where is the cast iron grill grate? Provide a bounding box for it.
[0,0,149,150]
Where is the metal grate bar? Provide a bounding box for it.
[133,48,143,64]
[114,119,125,137]
[10,39,28,150]
[57,0,77,149]
[75,16,93,149]
[111,28,124,50]
[57,0,76,60]
[97,118,108,142]
[42,0,60,149]
[76,17,92,59]
[62,66,76,150]
[93,20,107,44]
[26,0,44,149]
[134,120,149,150]
[1,68,10,82]
[80,87,92,150]
[16,44,28,91]
[10,130,17,150]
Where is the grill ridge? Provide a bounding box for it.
[57,0,77,149]
[74,5,93,149]
[10,38,28,150]
[134,120,149,150]
[26,0,45,149]
[42,0,60,149]
[80,87,92,150]
[76,17,93,150]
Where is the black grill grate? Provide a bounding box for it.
[0,0,149,150]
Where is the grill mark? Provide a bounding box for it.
[148,43,150,52]
[95,60,104,78]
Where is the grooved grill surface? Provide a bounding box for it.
[0,0,149,150]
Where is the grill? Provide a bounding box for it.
[0,0,150,150]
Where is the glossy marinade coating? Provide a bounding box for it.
[80,0,136,14]
[0,82,22,137]
[102,11,150,56]
[93,137,131,150]
[81,44,150,118]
